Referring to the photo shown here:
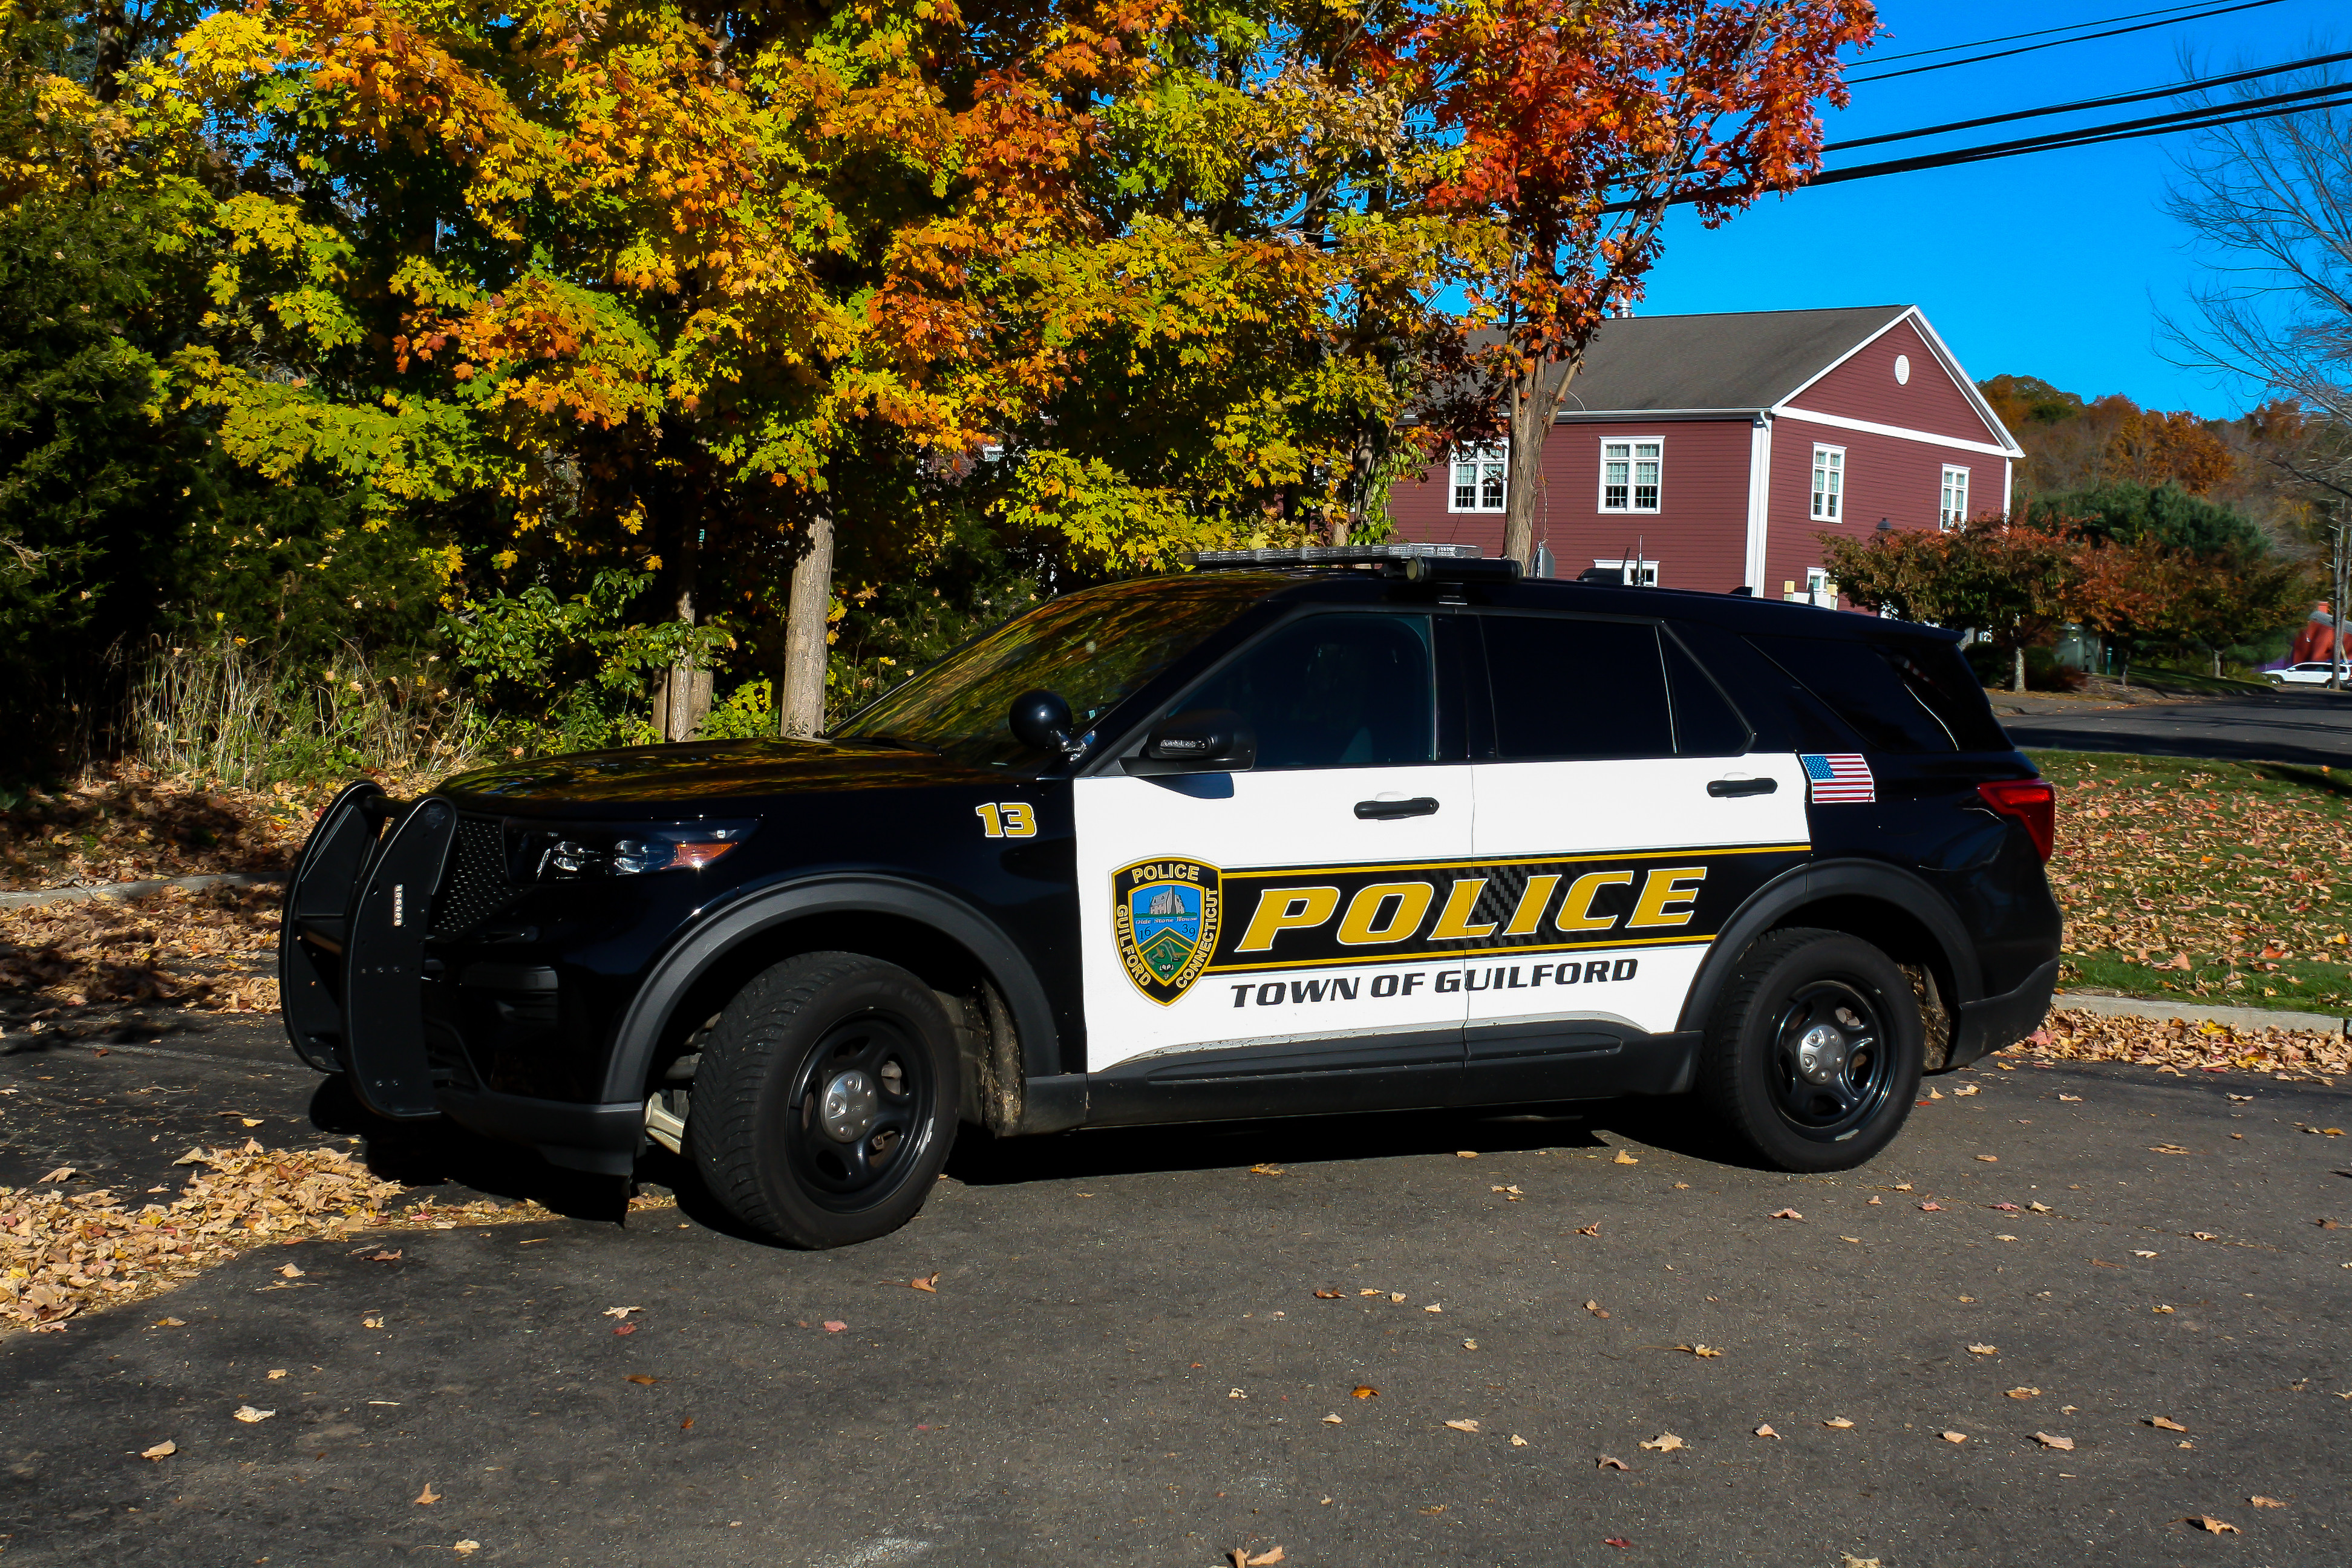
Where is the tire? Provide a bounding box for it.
[1698,927,1923,1173]
[688,952,959,1248]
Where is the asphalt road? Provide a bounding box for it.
[4,1018,2350,1567]
[2002,690,2352,766]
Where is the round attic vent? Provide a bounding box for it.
[1893,353,1912,385]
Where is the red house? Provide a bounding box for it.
[1389,304,2022,604]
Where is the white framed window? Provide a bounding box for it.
[1591,558,1661,587]
[1449,443,1507,512]
[1810,446,1844,521]
[1939,465,1970,528]
[1599,437,1662,512]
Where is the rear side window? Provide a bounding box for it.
[1479,615,1674,759]
[1662,634,1753,756]
[1878,639,2010,751]
[1746,632,2002,754]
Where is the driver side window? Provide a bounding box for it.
[1174,613,1437,770]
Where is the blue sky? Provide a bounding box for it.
[1639,0,2341,418]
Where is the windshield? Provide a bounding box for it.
[835,575,1278,765]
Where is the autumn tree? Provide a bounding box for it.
[1821,518,2072,693]
[1408,0,1877,570]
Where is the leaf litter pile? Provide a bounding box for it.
[2013,1007,2346,1084]
[0,882,284,1028]
[0,766,324,892]
[2036,751,2352,1013]
[1,1140,550,1333]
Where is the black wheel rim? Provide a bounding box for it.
[782,1010,935,1212]
[1766,978,1894,1141]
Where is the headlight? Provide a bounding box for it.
[525,822,756,880]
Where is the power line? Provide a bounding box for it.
[1827,47,2352,152]
[1600,83,2352,212]
[1845,0,2287,85]
[1860,1,2229,67]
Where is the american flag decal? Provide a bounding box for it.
[1800,753,1875,804]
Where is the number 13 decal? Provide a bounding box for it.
[975,802,1037,839]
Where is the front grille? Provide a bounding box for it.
[431,816,520,939]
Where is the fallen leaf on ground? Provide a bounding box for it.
[2148,1416,2188,1432]
[1229,1388,1247,1400]
[1754,1424,1780,1439]
[1244,1549,1284,1566]
[1358,1288,1382,1296]
[822,1321,846,1333]
[908,1274,939,1293]
[151,1318,184,1328]
[232,1406,272,1423]
[1509,1434,1527,1446]
[1919,1201,1944,1212]
[2191,1231,2219,1241]
[1638,1432,1684,1452]
[1841,1558,1881,1568]
[1585,1301,1610,1318]
[1673,1344,1722,1358]
[1968,1344,1998,1356]
[140,1440,175,1461]
[1423,1303,1443,1313]
[1313,1289,1342,1299]
[1975,1155,1999,1163]
[612,1324,638,1336]
[2134,1250,2159,1258]
[1455,1151,1477,1158]
[2184,1517,2239,1534]
[1596,1455,1630,1471]
[2029,1201,2053,1212]
[1389,1292,1406,1304]
[1941,1431,1968,1443]
[266,1368,286,1380]
[1576,1222,1602,1236]
[1866,1195,1883,1206]
[1769,1208,1803,1220]
[1248,1164,1283,1176]
[2034,1432,2075,1451]
[603,1306,642,1319]
[1955,1084,1980,1096]
[1351,1386,1377,1399]
[1444,1419,1480,1433]
[1462,1339,1478,1350]
[1996,1234,2020,1242]
[36,1168,74,1184]
[416,1483,440,1505]
[1321,1414,1342,1425]
[1612,1151,1639,1165]
[2059,1094,2082,1101]
[1603,1539,1632,1549]
[362,1318,384,1330]
[626,1375,658,1385]
[367,1249,402,1262]
[2006,1387,2041,1399]
[275,1264,303,1279]
[1841,1235,1862,1243]
[2250,1496,2285,1508]
[452,1544,481,1558]
[1823,1417,1855,1429]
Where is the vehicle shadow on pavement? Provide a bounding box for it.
[304,1074,632,1226]
[940,1096,1760,1187]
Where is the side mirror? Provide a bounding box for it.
[1009,688,1078,754]
[1137,709,1256,773]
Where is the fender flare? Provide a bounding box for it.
[597,875,1065,1105]
[1674,858,1983,1036]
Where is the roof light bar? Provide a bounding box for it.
[1182,543,1521,582]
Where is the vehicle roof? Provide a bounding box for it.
[1172,569,1962,642]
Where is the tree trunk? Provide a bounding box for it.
[92,2,129,103]
[656,529,709,742]
[779,509,835,739]
[2012,644,2025,694]
[1501,356,1578,572]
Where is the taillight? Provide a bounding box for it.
[1977,779,2056,862]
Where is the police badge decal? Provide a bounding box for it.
[1112,858,1223,1004]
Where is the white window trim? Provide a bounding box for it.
[1592,558,1661,587]
[1448,442,1508,514]
[1939,464,1970,529]
[1598,436,1664,514]
[1809,444,1846,523]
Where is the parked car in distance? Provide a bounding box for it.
[2268,662,2347,687]
[278,543,2062,1249]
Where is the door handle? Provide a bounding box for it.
[1354,796,1441,820]
[1707,777,1778,798]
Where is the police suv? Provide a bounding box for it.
[279,545,2061,1248]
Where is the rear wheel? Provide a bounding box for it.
[688,952,959,1248]
[1699,927,1922,1172]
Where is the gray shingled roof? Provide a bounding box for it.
[1549,304,1912,413]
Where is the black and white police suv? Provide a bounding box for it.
[279,544,2060,1247]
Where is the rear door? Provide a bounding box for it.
[1461,612,1811,1101]
[1073,610,1474,1103]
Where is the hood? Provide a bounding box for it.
[437,738,1005,810]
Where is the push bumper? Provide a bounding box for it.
[438,1086,643,1175]
[1948,956,2060,1069]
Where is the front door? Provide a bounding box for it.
[1461,612,1812,1102]
[1073,610,1475,1113]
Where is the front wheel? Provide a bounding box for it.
[1698,927,1923,1173]
[688,952,959,1248]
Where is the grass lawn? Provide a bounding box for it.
[2033,749,2352,1017]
